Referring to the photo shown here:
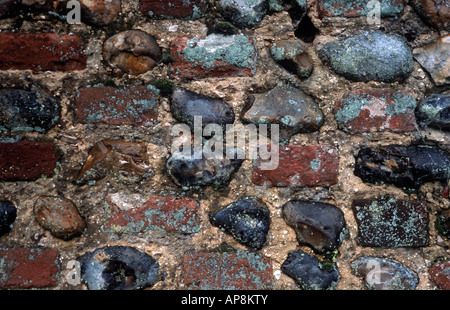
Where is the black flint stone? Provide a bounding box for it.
[170,87,235,131]
[354,144,450,189]
[281,249,339,290]
[0,89,60,133]
[0,200,17,237]
[166,149,244,189]
[78,246,163,290]
[209,196,270,250]
[416,94,450,131]
[282,200,346,253]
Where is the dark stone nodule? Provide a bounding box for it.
[242,82,324,143]
[281,249,340,290]
[436,208,450,238]
[351,256,418,290]
[166,148,244,189]
[171,87,235,131]
[282,200,346,253]
[219,0,268,28]
[0,201,16,237]
[210,196,270,250]
[319,30,414,82]
[416,94,450,131]
[78,246,164,290]
[0,89,60,133]
[354,144,450,189]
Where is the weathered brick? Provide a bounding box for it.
[183,249,273,289]
[335,88,417,133]
[0,141,59,181]
[429,261,450,290]
[352,198,429,247]
[102,195,200,234]
[75,86,159,125]
[252,145,339,187]
[318,0,404,17]
[169,34,257,79]
[0,33,86,72]
[0,248,60,289]
[140,0,207,19]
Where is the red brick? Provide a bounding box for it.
[183,250,273,289]
[0,248,60,289]
[335,88,416,133]
[140,0,207,19]
[429,261,450,290]
[0,33,86,72]
[102,195,200,234]
[168,35,257,79]
[75,86,159,125]
[252,145,339,187]
[0,141,59,181]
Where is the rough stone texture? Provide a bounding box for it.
[183,249,273,289]
[0,33,86,72]
[352,198,429,247]
[166,148,244,189]
[354,144,450,190]
[75,85,159,125]
[429,261,450,290]
[335,88,417,133]
[0,248,60,289]
[416,94,450,131]
[209,196,270,250]
[169,34,257,79]
[77,246,163,290]
[253,145,339,187]
[103,30,161,75]
[319,30,414,82]
[140,0,207,19]
[281,249,340,290]
[0,201,16,237]
[101,195,200,234]
[411,0,450,29]
[413,35,450,86]
[0,141,59,181]
[318,0,404,17]
[220,0,268,28]
[34,196,86,240]
[282,200,346,253]
[436,208,450,238]
[79,0,122,26]
[0,0,448,293]
[0,89,60,133]
[170,87,235,130]
[76,140,149,184]
[270,39,314,78]
[242,82,324,143]
[351,256,419,290]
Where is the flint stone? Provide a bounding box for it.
[319,30,414,82]
[210,196,270,250]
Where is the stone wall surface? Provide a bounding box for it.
[0,0,449,291]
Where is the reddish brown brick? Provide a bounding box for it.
[102,195,200,234]
[169,34,257,79]
[0,248,60,289]
[140,0,207,19]
[252,145,339,187]
[335,88,417,133]
[429,261,450,290]
[183,250,273,289]
[75,86,159,125]
[0,141,59,181]
[0,33,86,72]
